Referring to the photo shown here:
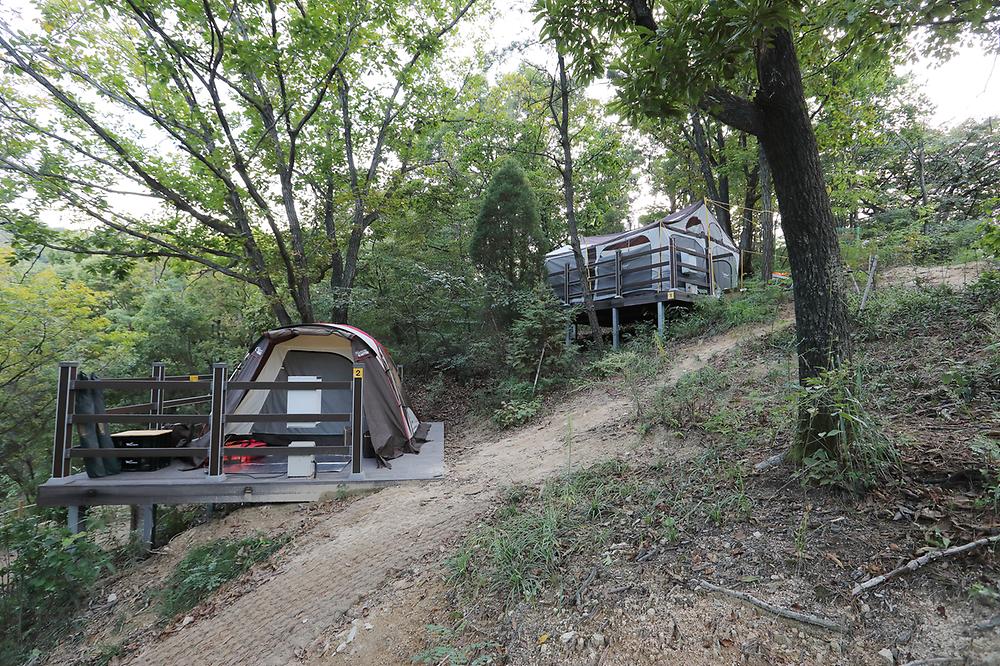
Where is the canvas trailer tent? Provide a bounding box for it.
[37,324,444,540]
[544,201,739,346]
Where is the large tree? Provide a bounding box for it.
[0,0,477,325]
[471,158,544,290]
[535,0,999,458]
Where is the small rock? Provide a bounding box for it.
[107,593,118,604]
[877,647,894,664]
[591,633,607,649]
[364,622,374,630]
[560,630,577,643]
[181,615,194,626]
[646,608,656,617]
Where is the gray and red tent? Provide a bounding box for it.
[205,324,424,460]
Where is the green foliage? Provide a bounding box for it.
[794,365,899,493]
[0,515,111,663]
[590,348,662,417]
[411,624,499,665]
[668,281,788,340]
[641,367,728,434]
[506,286,577,383]
[471,160,545,290]
[970,438,1000,511]
[0,252,137,498]
[158,535,288,619]
[852,284,958,340]
[491,397,542,429]
[449,461,635,606]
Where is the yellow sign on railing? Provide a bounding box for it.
[353,368,364,379]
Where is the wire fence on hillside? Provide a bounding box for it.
[736,245,994,292]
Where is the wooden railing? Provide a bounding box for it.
[548,230,729,305]
[51,361,366,480]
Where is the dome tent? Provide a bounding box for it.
[219,324,423,461]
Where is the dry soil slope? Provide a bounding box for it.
[125,321,786,666]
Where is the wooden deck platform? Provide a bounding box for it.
[573,288,698,326]
[37,422,444,507]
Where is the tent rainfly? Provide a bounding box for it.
[544,201,740,304]
[192,324,424,461]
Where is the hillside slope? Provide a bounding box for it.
[104,321,787,666]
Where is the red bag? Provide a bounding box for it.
[224,438,269,463]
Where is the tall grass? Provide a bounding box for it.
[669,280,788,340]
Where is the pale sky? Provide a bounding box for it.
[902,44,999,127]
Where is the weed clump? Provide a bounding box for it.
[793,365,899,493]
[158,534,288,619]
[668,280,788,340]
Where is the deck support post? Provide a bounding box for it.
[612,307,620,350]
[67,505,85,534]
[350,363,365,479]
[208,363,227,478]
[130,504,156,551]
[149,362,165,429]
[657,301,666,338]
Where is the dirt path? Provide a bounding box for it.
[125,321,787,666]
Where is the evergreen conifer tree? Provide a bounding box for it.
[471,160,545,289]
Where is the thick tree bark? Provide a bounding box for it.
[555,53,604,349]
[755,28,852,459]
[758,148,774,283]
[738,140,760,279]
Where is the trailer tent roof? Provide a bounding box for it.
[224,324,422,460]
[545,201,737,258]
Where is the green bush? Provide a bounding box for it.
[668,280,787,340]
[0,515,111,663]
[506,285,577,383]
[491,397,541,428]
[158,535,287,619]
[794,364,899,493]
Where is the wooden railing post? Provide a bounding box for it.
[351,363,364,477]
[705,234,714,295]
[52,362,78,478]
[150,362,165,429]
[563,263,570,303]
[208,363,227,477]
[669,237,678,291]
[614,249,623,297]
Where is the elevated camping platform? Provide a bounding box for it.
[545,201,740,347]
[36,360,444,515]
[36,423,444,506]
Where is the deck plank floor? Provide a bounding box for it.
[37,422,445,506]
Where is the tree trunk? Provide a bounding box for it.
[689,111,732,237]
[739,152,760,279]
[918,138,930,234]
[556,53,603,349]
[759,148,774,283]
[755,28,852,460]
